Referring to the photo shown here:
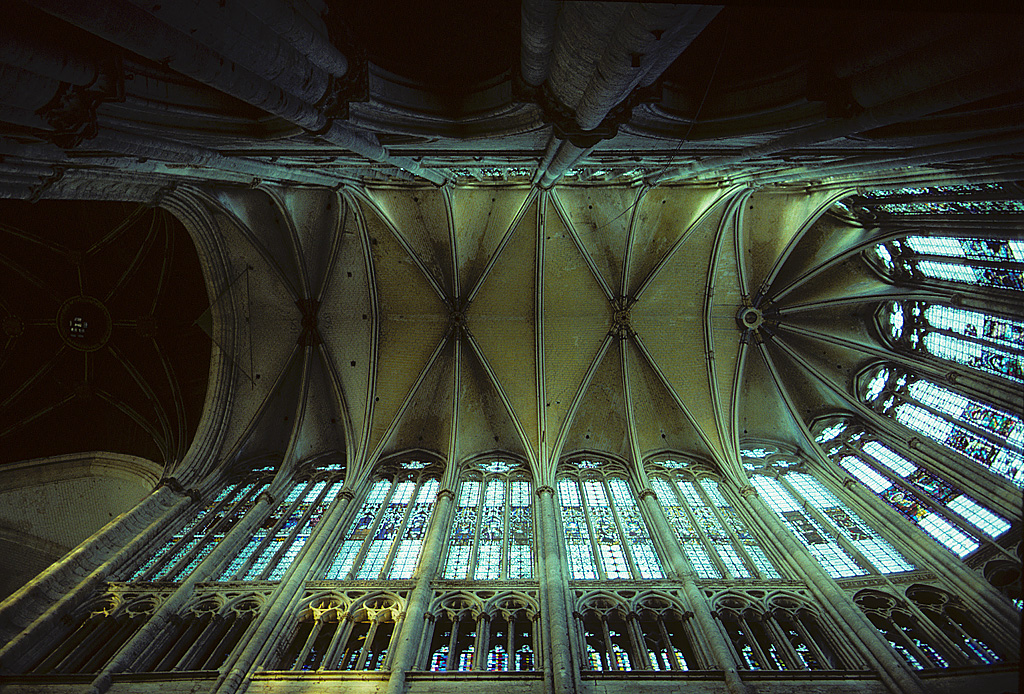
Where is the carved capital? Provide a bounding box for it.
[534,485,555,497]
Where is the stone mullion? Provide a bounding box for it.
[655,614,682,670]
[321,615,355,670]
[353,618,380,671]
[637,489,751,693]
[740,485,928,694]
[144,485,249,582]
[74,484,278,690]
[342,481,396,580]
[606,479,642,579]
[444,614,461,670]
[624,612,648,670]
[473,614,490,671]
[864,416,1021,520]
[383,486,454,693]
[467,477,486,578]
[379,480,424,580]
[290,617,324,671]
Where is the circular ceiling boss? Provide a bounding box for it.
[56,295,112,352]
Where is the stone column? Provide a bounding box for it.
[535,485,578,694]
[85,487,281,693]
[211,489,355,694]
[384,487,455,694]
[0,483,189,670]
[737,484,929,694]
[637,490,752,694]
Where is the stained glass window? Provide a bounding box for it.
[862,366,1024,487]
[870,235,1024,292]
[882,302,1024,384]
[817,420,1011,559]
[441,461,533,580]
[215,479,342,581]
[752,475,868,578]
[320,464,441,580]
[785,472,915,574]
[557,460,664,580]
[125,478,269,582]
[649,466,781,580]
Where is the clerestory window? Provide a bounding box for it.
[647,458,780,580]
[859,365,1024,487]
[557,458,664,580]
[321,460,442,580]
[442,460,534,580]
[816,418,1011,559]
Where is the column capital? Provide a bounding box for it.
[737,485,758,499]
[535,485,556,497]
[436,488,456,502]
[638,488,657,502]
[338,488,356,500]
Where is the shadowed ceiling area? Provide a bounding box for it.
[206,182,898,489]
[0,200,211,467]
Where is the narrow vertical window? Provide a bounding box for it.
[440,461,534,580]
[817,419,1011,559]
[319,460,442,580]
[126,475,269,582]
[861,366,1024,487]
[648,460,781,579]
[557,459,663,580]
[883,302,1024,384]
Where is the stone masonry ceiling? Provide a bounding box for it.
[206,182,883,490]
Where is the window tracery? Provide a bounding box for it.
[646,459,781,580]
[748,457,915,578]
[859,364,1024,487]
[854,589,982,670]
[815,417,1011,559]
[421,592,538,672]
[879,301,1024,384]
[575,593,698,672]
[557,458,664,580]
[442,460,534,580]
[321,460,442,580]
[712,592,855,671]
[25,592,159,674]
[130,593,266,671]
[276,593,402,671]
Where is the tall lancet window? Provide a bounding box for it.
[647,458,780,579]
[853,183,1024,292]
[746,452,915,578]
[321,460,442,580]
[441,460,534,580]
[815,418,1012,559]
[218,463,345,581]
[859,364,1024,487]
[557,458,664,580]
[121,467,273,582]
[880,301,1024,384]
